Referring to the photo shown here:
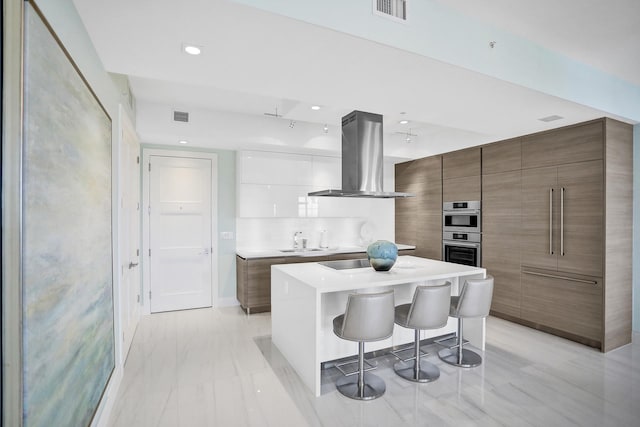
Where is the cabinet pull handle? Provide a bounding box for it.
[549,188,554,255]
[561,187,565,256]
[522,269,597,285]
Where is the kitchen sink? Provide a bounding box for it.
[280,248,326,253]
[319,259,371,270]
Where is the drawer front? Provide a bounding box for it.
[521,268,602,343]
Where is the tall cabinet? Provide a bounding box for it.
[395,156,442,259]
[482,138,522,318]
[396,117,633,352]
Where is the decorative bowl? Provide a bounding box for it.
[366,240,398,271]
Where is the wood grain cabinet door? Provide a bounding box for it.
[556,160,603,277]
[521,166,559,271]
[482,170,522,318]
[521,121,603,169]
[395,156,442,259]
[442,147,481,203]
[247,257,285,309]
[521,269,602,345]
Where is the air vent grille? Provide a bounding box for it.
[538,115,564,122]
[375,0,406,20]
[173,111,189,122]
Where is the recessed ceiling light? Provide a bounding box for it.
[178,140,188,144]
[311,105,321,111]
[399,120,409,125]
[183,44,201,55]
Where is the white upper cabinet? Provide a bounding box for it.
[237,151,362,218]
[239,151,313,186]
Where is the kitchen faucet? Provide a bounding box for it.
[293,231,303,249]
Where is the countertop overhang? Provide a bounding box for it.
[271,255,485,293]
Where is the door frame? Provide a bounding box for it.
[141,148,218,315]
[118,107,141,361]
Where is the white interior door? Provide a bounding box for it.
[120,116,141,362]
[148,155,213,312]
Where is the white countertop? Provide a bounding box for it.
[236,243,415,259]
[271,255,485,293]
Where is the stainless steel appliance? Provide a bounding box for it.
[443,201,481,234]
[442,232,481,267]
[443,201,481,267]
[308,110,413,198]
[319,259,371,270]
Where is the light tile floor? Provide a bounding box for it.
[108,307,639,427]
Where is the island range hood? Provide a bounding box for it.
[308,110,414,198]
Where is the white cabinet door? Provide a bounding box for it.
[311,156,341,188]
[238,184,315,217]
[240,151,313,185]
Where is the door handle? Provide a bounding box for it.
[549,188,554,255]
[128,261,139,269]
[200,248,210,255]
[560,187,565,256]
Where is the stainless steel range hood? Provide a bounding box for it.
[308,110,414,198]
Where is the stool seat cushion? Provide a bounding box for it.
[394,303,412,327]
[332,290,395,342]
[333,314,346,338]
[396,283,452,330]
[451,276,494,318]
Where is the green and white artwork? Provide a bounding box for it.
[22,3,114,426]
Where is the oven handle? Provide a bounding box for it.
[443,209,481,215]
[443,240,481,248]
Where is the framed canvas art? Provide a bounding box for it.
[22,3,115,426]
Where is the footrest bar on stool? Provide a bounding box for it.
[389,345,429,363]
[434,336,468,349]
[334,358,377,377]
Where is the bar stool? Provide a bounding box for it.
[392,282,451,382]
[332,290,395,400]
[438,276,494,368]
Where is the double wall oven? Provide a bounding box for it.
[443,201,481,267]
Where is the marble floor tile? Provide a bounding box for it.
[107,308,640,427]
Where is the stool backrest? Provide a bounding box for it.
[407,282,451,330]
[456,276,494,318]
[340,290,395,342]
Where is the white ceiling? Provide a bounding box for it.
[72,0,639,159]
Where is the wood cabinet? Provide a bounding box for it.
[521,121,603,169]
[236,250,416,313]
[442,147,481,202]
[395,156,442,259]
[236,256,285,313]
[482,169,522,318]
[521,268,602,346]
[521,160,603,277]
[395,117,631,352]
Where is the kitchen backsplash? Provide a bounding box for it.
[236,215,394,250]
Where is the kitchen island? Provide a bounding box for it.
[271,255,486,396]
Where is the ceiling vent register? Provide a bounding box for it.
[173,110,189,122]
[375,0,407,21]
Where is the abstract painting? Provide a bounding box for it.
[22,3,114,426]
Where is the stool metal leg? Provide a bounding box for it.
[336,342,386,400]
[394,329,440,383]
[438,318,483,368]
